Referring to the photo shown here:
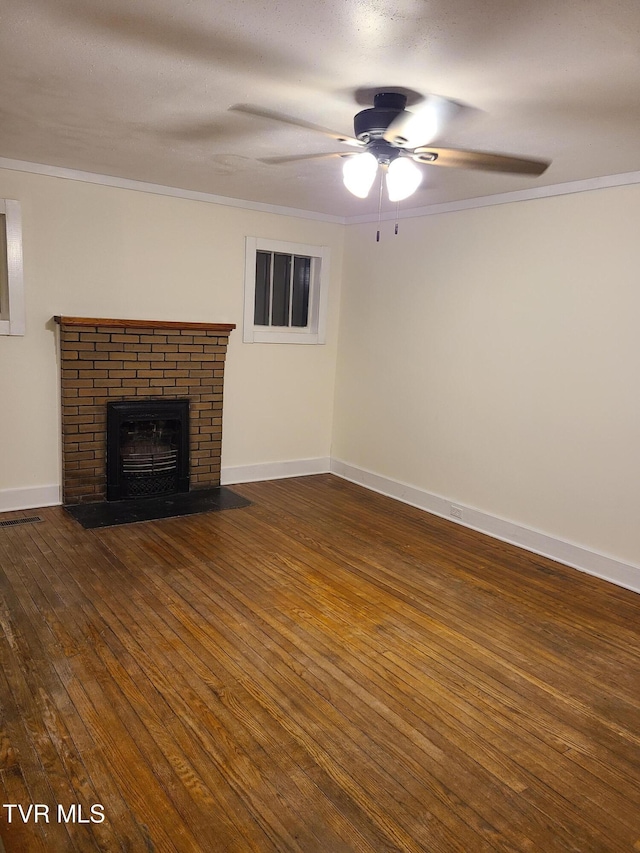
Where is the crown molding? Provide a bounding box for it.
[3,156,640,226]
[0,157,346,224]
[345,170,640,224]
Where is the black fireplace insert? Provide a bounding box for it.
[106,399,190,501]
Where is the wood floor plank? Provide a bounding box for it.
[95,512,616,852]
[235,482,640,758]
[0,540,105,853]
[96,526,458,853]
[97,527,384,853]
[43,507,377,852]
[1,475,639,852]
[50,521,366,853]
[0,529,167,852]
[211,500,633,752]
[144,521,544,850]
[22,514,271,853]
[158,503,638,850]
[3,534,157,843]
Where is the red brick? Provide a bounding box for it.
[178,344,204,353]
[59,319,233,503]
[95,342,123,352]
[79,369,108,379]
[95,360,123,370]
[151,344,178,353]
[124,342,152,352]
[108,370,137,379]
[82,333,111,342]
[163,369,190,378]
[168,334,193,344]
[122,378,150,387]
[94,379,123,388]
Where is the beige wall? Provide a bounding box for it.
[0,167,343,494]
[333,185,640,567]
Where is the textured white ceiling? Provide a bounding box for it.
[2,0,640,217]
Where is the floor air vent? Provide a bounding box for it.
[0,515,44,528]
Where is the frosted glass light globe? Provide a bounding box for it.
[386,157,422,202]
[342,153,378,198]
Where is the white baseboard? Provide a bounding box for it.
[330,458,640,595]
[4,463,638,597]
[221,457,331,485]
[0,484,61,513]
[0,460,331,511]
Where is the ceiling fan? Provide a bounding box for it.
[231,91,550,202]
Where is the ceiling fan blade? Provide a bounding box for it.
[383,95,466,148]
[412,147,550,176]
[230,104,363,147]
[259,152,345,164]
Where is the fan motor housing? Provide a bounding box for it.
[354,92,408,143]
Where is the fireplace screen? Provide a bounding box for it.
[106,400,189,501]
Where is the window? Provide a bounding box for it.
[0,199,25,336]
[244,237,329,344]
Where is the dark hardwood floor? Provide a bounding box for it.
[1,474,639,852]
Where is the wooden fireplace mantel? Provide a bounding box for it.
[54,316,236,333]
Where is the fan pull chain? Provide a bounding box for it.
[395,201,399,235]
[376,170,384,242]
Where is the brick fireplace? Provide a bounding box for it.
[55,317,235,505]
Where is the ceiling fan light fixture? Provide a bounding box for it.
[343,152,378,198]
[386,157,422,201]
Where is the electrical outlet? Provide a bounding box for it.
[450,505,463,520]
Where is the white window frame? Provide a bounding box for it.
[0,199,25,336]
[243,237,329,344]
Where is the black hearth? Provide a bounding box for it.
[106,400,190,501]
